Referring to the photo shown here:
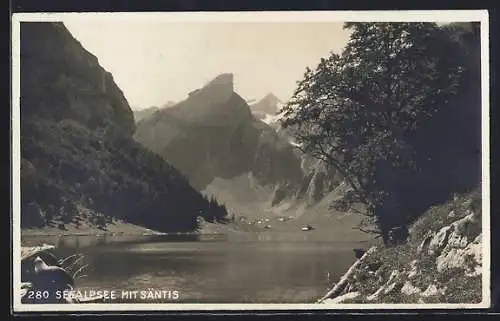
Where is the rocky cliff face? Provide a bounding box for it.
[295,156,343,205]
[21,22,135,138]
[260,110,344,206]
[20,22,228,232]
[134,74,304,193]
[319,188,483,304]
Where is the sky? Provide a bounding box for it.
[61,19,352,110]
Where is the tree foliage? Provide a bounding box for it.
[280,22,480,244]
[21,117,230,232]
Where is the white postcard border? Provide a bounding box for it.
[11,9,491,312]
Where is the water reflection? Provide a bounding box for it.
[22,233,372,303]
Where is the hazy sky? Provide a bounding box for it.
[62,20,351,109]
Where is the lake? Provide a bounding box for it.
[21,232,372,303]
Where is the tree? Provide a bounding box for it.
[280,22,467,245]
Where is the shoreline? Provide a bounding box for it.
[20,219,238,239]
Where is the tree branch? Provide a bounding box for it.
[314,142,373,209]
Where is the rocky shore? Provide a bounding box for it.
[319,188,483,304]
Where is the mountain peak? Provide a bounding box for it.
[187,73,235,106]
[250,93,281,117]
[262,93,281,103]
[206,73,234,88]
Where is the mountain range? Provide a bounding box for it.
[134,74,345,219]
[134,74,303,191]
[19,22,351,233]
[20,22,229,232]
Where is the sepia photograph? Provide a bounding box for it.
[11,10,490,311]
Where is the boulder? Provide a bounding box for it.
[436,234,482,274]
[421,284,446,297]
[436,248,464,273]
[407,260,419,279]
[401,281,422,296]
[452,213,477,234]
[428,225,454,256]
[447,229,469,248]
[427,213,477,256]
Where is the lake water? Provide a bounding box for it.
[22,233,371,303]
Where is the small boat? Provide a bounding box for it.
[301,225,315,231]
[264,225,272,229]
